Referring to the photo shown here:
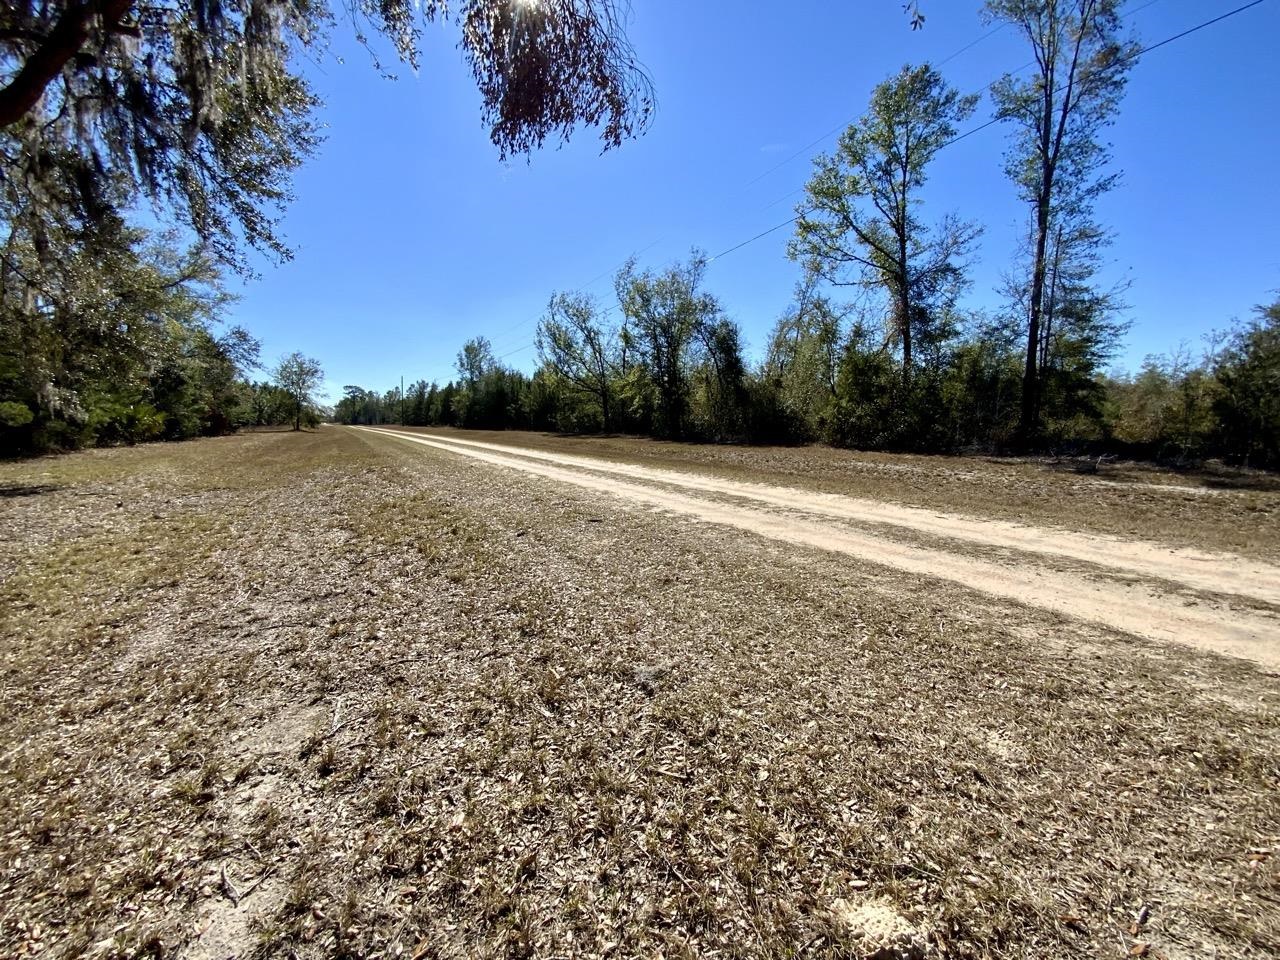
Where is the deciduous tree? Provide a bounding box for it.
[456,336,497,389]
[0,213,249,451]
[791,64,979,387]
[985,0,1137,441]
[615,254,720,440]
[272,352,324,431]
[763,278,842,439]
[1212,300,1280,468]
[536,291,620,430]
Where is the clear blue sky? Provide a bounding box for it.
[228,0,1280,402]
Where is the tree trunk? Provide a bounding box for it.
[1040,226,1064,378]
[897,149,913,390]
[1020,186,1054,446]
[898,280,912,389]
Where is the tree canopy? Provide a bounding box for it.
[273,352,324,430]
[791,64,980,385]
[536,292,621,431]
[0,0,655,270]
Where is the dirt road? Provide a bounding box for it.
[361,426,1280,667]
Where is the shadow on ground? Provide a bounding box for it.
[0,483,59,498]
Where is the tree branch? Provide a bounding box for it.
[0,0,134,130]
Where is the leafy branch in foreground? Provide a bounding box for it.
[0,0,656,270]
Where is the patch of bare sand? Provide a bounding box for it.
[828,897,927,960]
[361,428,1280,668]
[183,875,286,960]
[179,704,324,960]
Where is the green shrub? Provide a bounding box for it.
[0,400,34,428]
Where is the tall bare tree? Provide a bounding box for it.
[985,0,1137,441]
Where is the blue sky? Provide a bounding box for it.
[228,0,1280,402]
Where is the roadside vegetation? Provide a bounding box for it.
[335,286,1280,469]
[0,0,658,458]
[3,1,1276,470]
[0,228,328,454]
[333,5,1279,470]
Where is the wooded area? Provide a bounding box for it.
[0,0,651,455]
[2,0,1276,466]
[335,276,1280,468]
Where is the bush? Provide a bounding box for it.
[0,401,34,428]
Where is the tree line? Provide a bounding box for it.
[335,1,1279,469]
[335,252,1279,468]
[4,1,1275,466]
[0,0,655,456]
[0,216,328,453]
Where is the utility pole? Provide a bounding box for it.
[400,375,405,425]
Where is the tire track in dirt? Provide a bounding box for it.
[359,427,1280,667]
[369,428,1280,606]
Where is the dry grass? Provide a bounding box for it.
[400,427,1280,563]
[0,428,1276,959]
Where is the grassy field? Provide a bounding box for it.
[1,428,1276,959]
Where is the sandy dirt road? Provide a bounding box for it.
[360,427,1280,668]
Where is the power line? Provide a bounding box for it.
[742,13,1023,191]
[496,342,535,360]
[486,236,663,352]
[578,235,667,290]
[742,123,847,190]
[744,0,1169,194]
[940,115,1002,150]
[558,0,1055,297]
[1135,0,1266,56]
[706,216,803,263]
[935,22,1006,68]
[1126,0,1171,15]
[708,119,998,264]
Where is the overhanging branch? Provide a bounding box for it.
[0,0,134,130]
